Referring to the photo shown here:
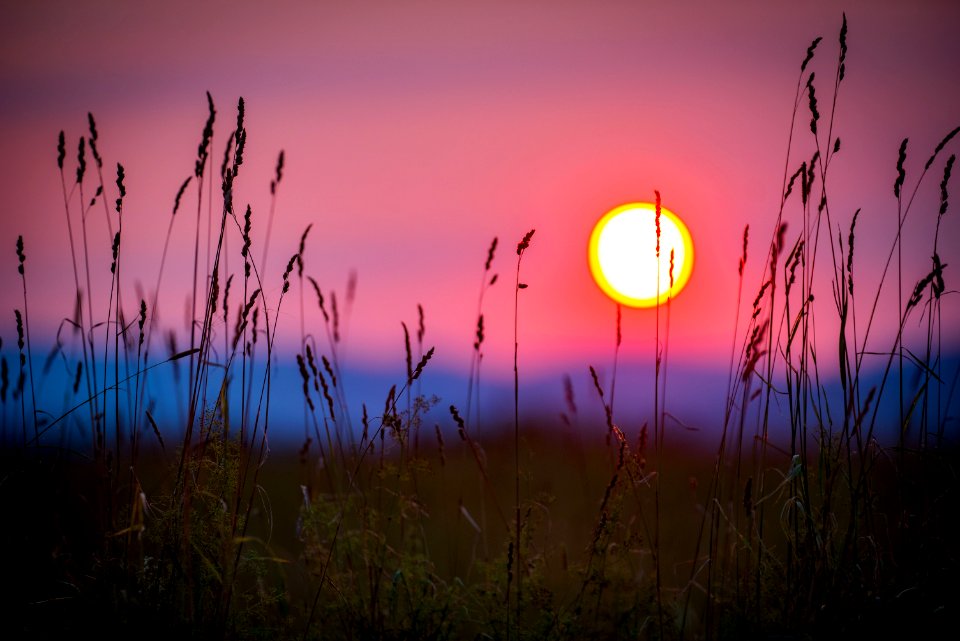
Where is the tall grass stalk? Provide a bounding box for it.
[609,304,622,415]
[86,113,124,466]
[111,165,125,478]
[297,224,312,442]
[187,92,216,437]
[75,136,105,454]
[466,237,498,431]
[56,131,97,445]
[513,228,534,634]
[652,190,665,638]
[463,237,498,554]
[15,237,36,440]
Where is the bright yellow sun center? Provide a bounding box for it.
[588,202,694,308]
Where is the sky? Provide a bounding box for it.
[1,0,958,440]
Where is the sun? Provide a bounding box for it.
[588,202,694,308]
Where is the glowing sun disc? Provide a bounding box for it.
[588,202,694,307]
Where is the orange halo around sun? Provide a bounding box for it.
[588,202,694,308]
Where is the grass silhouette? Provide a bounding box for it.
[1,15,958,640]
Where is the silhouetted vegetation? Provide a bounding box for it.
[1,16,957,639]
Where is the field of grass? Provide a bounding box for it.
[2,17,958,639]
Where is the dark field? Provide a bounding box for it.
[3,422,958,639]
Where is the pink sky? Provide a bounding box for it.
[2,0,958,414]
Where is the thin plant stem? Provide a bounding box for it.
[513,229,534,636]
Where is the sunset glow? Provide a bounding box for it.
[2,3,959,636]
[588,202,694,307]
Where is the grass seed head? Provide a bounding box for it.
[655,190,662,257]
[282,253,298,294]
[76,137,86,184]
[317,364,335,419]
[806,73,819,135]
[739,224,749,275]
[308,277,329,322]
[271,150,285,195]
[669,248,675,289]
[801,36,822,72]
[925,125,960,171]
[223,275,233,322]
[321,355,336,387]
[305,344,320,389]
[57,131,65,170]
[331,292,340,342]
[402,321,413,381]
[895,138,908,198]
[87,112,98,141]
[15,309,24,354]
[16,235,25,275]
[138,300,147,348]
[784,162,804,203]
[516,229,535,256]
[940,154,955,216]
[89,139,102,170]
[485,236,498,271]
[361,403,369,444]
[474,314,485,350]
[115,163,126,213]
[838,13,848,81]
[417,303,425,345]
[297,353,315,411]
[173,176,192,216]
[847,209,860,294]
[220,131,235,180]
[195,91,216,178]
[614,306,621,349]
[449,404,466,440]
[297,224,312,276]
[411,347,435,381]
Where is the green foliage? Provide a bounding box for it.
[135,412,290,637]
